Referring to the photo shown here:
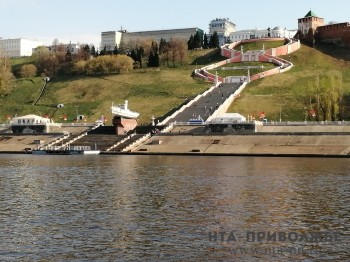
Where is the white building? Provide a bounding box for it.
[229,27,297,42]
[10,114,60,133]
[100,31,123,51]
[209,18,236,45]
[211,113,247,123]
[101,28,204,50]
[0,38,42,57]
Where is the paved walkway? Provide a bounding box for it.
[164,83,241,124]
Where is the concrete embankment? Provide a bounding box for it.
[2,125,350,157]
[128,125,350,157]
[131,134,350,156]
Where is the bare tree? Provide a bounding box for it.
[168,38,188,67]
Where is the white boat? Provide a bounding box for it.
[70,149,100,155]
[69,145,100,155]
[111,100,139,119]
[32,145,100,155]
[32,149,100,155]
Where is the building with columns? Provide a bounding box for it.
[229,27,297,42]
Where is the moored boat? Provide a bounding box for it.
[32,145,100,155]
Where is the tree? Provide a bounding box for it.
[90,45,97,57]
[187,35,194,50]
[148,51,158,67]
[100,45,107,56]
[148,41,160,67]
[74,55,133,75]
[0,55,14,96]
[168,38,188,67]
[177,39,188,65]
[209,32,220,48]
[307,71,344,121]
[203,33,209,49]
[33,46,50,57]
[36,53,60,76]
[193,31,202,49]
[73,60,86,74]
[20,64,37,78]
[113,44,118,55]
[159,38,168,53]
[74,44,91,61]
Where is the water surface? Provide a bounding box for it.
[0,155,349,261]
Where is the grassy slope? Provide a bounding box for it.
[4,50,213,124]
[227,44,350,121]
[3,44,349,124]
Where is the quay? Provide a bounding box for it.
[2,122,350,157]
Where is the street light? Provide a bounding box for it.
[279,105,282,122]
[75,105,79,122]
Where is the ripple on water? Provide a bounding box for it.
[0,155,349,261]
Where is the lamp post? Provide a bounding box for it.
[75,105,79,122]
[279,105,282,122]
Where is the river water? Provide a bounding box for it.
[0,155,349,261]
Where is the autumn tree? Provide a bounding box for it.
[159,40,170,67]
[76,44,91,61]
[159,38,168,53]
[168,38,188,67]
[36,53,60,76]
[0,55,15,96]
[177,39,188,65]
[20,64,37,78]
[74,55,133,75]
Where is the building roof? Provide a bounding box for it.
[12,114,46,119]
[304,10,318,18]
[273,26,282,30]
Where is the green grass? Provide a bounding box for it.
[2,52,218,124]
[228,44,350,121]
[10,56,36,76]
[2,44,350,124]
[234,40,286,51]
[190,49,224,65]
[208,62,276,77]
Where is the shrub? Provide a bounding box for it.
[19,64,37,78]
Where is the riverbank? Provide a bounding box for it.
[127,124,350,157]
[2,124,350,157]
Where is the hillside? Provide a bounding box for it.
[4,49,215,124]
[227,44,350,121]
[3,44,350,124]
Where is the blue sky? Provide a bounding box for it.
[0,0,348,48]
